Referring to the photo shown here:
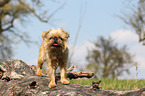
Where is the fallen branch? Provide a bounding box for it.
[56,71,94,80]
[66,66,94,79]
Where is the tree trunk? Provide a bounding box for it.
[0,59,145,96]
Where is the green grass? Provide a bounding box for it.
[68,78,145,90]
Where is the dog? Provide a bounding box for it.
[36,28,70,88]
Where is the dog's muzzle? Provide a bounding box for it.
[52,42,60,47]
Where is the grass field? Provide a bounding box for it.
[69,78,145,90]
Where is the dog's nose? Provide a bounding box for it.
[54,37,58,42]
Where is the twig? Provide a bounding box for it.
[67,65,76,72]
[0,0,10,7]
[92,80,101,90]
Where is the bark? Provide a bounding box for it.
[56,71,94,80]
[0,59,145,96]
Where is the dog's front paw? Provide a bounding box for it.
[49,82,57,88]
[36,73,43,76]
[61,79,70,85]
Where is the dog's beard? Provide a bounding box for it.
[48,42,65,58]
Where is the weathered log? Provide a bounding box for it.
[0,59,145,96]
[0,75,145,96]
[55,71,94,80]
[0,59,36,79]
[68,71,94,79]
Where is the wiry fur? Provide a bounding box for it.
[37,28,70,88]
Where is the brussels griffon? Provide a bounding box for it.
[37,28,70,88]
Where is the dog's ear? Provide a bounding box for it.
[60,28,70,38]
[64,31,70,39]
[41,31,47,39]
[41,29,51,40]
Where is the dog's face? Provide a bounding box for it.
[42,28,69,50]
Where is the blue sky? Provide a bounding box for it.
[15,0,125,53]
[12,0,145,79]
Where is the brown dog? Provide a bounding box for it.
[37,28,70,88]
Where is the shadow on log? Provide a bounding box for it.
[0,59,145,96]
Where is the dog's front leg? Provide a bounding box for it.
[60,66,70,85]
[47,61,57,88]
[37,44,45,76]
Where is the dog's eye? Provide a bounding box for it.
[59,37,63,40]
[49,37,52,40]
